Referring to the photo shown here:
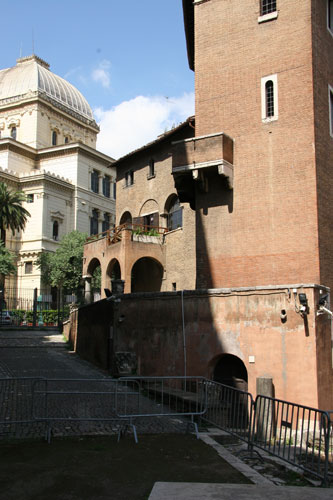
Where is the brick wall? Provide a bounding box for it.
[192,0,322,289]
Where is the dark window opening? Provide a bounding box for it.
[120,211,132,226]
[53,221,59,241]
[25,261,33,274]
[125,170,134,187]
[113,182,116,200]
[148,159,155,178]
[103,175,110,198]
[168,197,183,231]
[261,0,276,16]
[91,170,99,193]
[26,194,34,203]
[90,209,99,235]
[11,127,17,140]
[64,136,69,144]
[52,130,57,146]
[102,213,110,232]
[172,282,177,291]
[265,80,274,118]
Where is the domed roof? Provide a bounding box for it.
[0,55,94,122]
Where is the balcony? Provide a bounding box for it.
[172,132,234,207]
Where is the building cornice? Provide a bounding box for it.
[0,138,114,167]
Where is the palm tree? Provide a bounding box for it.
[0,182,31,245]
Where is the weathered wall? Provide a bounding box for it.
[109,284,332,409]
[74,299,112,371]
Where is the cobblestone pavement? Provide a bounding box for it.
[0,328,189,440]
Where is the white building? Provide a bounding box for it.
[0,55,115,293]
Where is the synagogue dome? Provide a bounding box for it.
[0,55,94,123]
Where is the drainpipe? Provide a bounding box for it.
[181,290,187,378]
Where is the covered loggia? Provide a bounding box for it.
[131,257,163,293]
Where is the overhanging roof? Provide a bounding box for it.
[182,0,194,71]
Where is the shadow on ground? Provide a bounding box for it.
[0,433,250,500]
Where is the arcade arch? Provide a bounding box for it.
[131,257,163,293]
[213,354,248,392]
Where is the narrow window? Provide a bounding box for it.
[265,80,274,117]
[125,170,134,187]
[64,136,69,144]
[329,86,333,137]
[329,0,333,34]
[53,221,59,241]
[52,130,57,146]
[113,182,117,200]
[168,197,183,231]
[261,74,278,121]
[148,159,155,178]
[91,170,99,193]
[102,213,110,232]
[172,282,177,291]
[103,175,110,198]
[25,261,33,274]
[90,209,99,235]
[261,0,276,16]
[26,194,34,203]
[11,127,17,140]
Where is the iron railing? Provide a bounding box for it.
[85,222,169,246]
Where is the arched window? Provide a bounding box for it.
[64,136,69,144]
[52,130,57,146]
[11,127,17,140]
[52,221,59,241]
[167,196,182,231]
[261,74,278,121]
[265,80,274,118]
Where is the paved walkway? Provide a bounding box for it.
[149,483,333,499]
[0,328,189,440]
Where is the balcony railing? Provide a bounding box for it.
[85,223,168,246]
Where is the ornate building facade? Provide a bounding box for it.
[0,55,115,294]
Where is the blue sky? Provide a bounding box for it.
[1,0,194,158]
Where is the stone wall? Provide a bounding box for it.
[71,284,333,410]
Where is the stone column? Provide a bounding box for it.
[83,276,92,304]
[256,377,275,442]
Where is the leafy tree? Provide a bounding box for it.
[36,230,87,292]
[0,242,16,288]
[0,182,31,244]
[35,251,53,286]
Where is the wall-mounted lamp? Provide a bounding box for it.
[298,293,309,315]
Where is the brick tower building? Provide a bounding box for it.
[174,0,333,291]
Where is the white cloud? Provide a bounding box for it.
[95,92,194,159]
[92,60,111,89]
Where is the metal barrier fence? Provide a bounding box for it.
[201,379,254,445]
[31,376,207,443]
[118,376,207,438]
[32,378,137,443]
[0,378,46,438]
[252,395,331,485]
[200,379,332,486]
